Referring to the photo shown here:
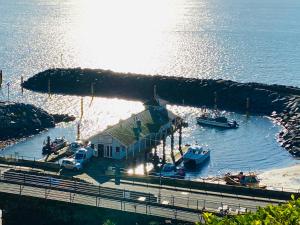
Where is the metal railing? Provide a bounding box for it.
[1,153,299,194]
[0,170,265,222]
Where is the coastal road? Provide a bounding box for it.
[0,169,286,221]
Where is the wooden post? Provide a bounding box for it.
[77,122,80,140]
[0,70,2,88]
[246,97,250,117]
[48,78,51,97]
[7,82,10,102]
[162,135,166,164]
[178,125,183,156]
[80,97,84,119]
[144,149,147,175]
[91,82,94,96]
[171,131,175,164]
[214,91,217,109]
[21,76,24,95]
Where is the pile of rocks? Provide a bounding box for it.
[273,97,300,157]
[0,101,75,142]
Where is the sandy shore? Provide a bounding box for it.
[259,164,300,191]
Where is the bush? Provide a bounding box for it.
[201,195,300,225]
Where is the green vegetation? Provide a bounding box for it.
[202,195,300,225]
[103,220,116,225]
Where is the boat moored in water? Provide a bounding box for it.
[196,112,238,129]
[183,145,210,168]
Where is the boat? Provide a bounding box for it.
[224,172,266,188]
[154,163,185,179]
[183,145,210,168]
[196,112,238,129]
[42,136,68,154]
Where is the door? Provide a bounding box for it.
[98,144,104,158]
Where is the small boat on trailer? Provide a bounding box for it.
[196,112,238,129]
[224,172,266,188]
[42,136,68,154]
[183,145,210,168]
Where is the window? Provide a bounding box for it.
[116,147,120,153]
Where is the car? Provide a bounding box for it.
[61,158,82,171]
[67,140,84,155]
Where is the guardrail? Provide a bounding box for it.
[0,155,60,170]
[112,172,299,201]
[0,170,261,221]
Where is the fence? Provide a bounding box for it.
[0,170,265,222]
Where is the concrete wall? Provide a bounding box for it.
[0,156,60,171]
[120,174,299,201]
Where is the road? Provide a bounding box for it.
[0,169,286,223]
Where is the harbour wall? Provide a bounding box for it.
[117,174,299,201]
[22,68,300,157]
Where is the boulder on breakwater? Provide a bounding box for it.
[0,101,75,145]
[23,68,300,157]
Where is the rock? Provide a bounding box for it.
[51,114,76,123]
[0,102,74,142]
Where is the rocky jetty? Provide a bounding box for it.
[23,68,300,157]
[0,101,75,146]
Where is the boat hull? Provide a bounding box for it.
[196,118,238,129]
[183,152,210,168]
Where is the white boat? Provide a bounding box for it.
[196,113,238,129]
[183,146,210,168]
[155,163,185,178]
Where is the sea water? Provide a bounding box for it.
[0,0,299,177]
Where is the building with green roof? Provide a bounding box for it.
[88,102,182,160]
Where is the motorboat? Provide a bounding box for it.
[154,163,185,179]
[196,112,238,129]
[183,145,210,168]
[224,172,266,188]
[42,136,68,154]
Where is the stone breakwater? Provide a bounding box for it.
[23,68,300,157]
[0,101,75,146]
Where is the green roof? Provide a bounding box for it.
[104,107,176,146]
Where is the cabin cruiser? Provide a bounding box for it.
[154,163,185,179]
[42,136,68,154]
[183,145,210,168]
[196,112,238,129]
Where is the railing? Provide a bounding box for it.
[0,170,264,222]
[1,154,299,194]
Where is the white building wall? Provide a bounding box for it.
[89,133,127,160]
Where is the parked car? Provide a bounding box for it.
[61,147,95,171]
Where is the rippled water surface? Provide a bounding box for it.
[0,0,299,176]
